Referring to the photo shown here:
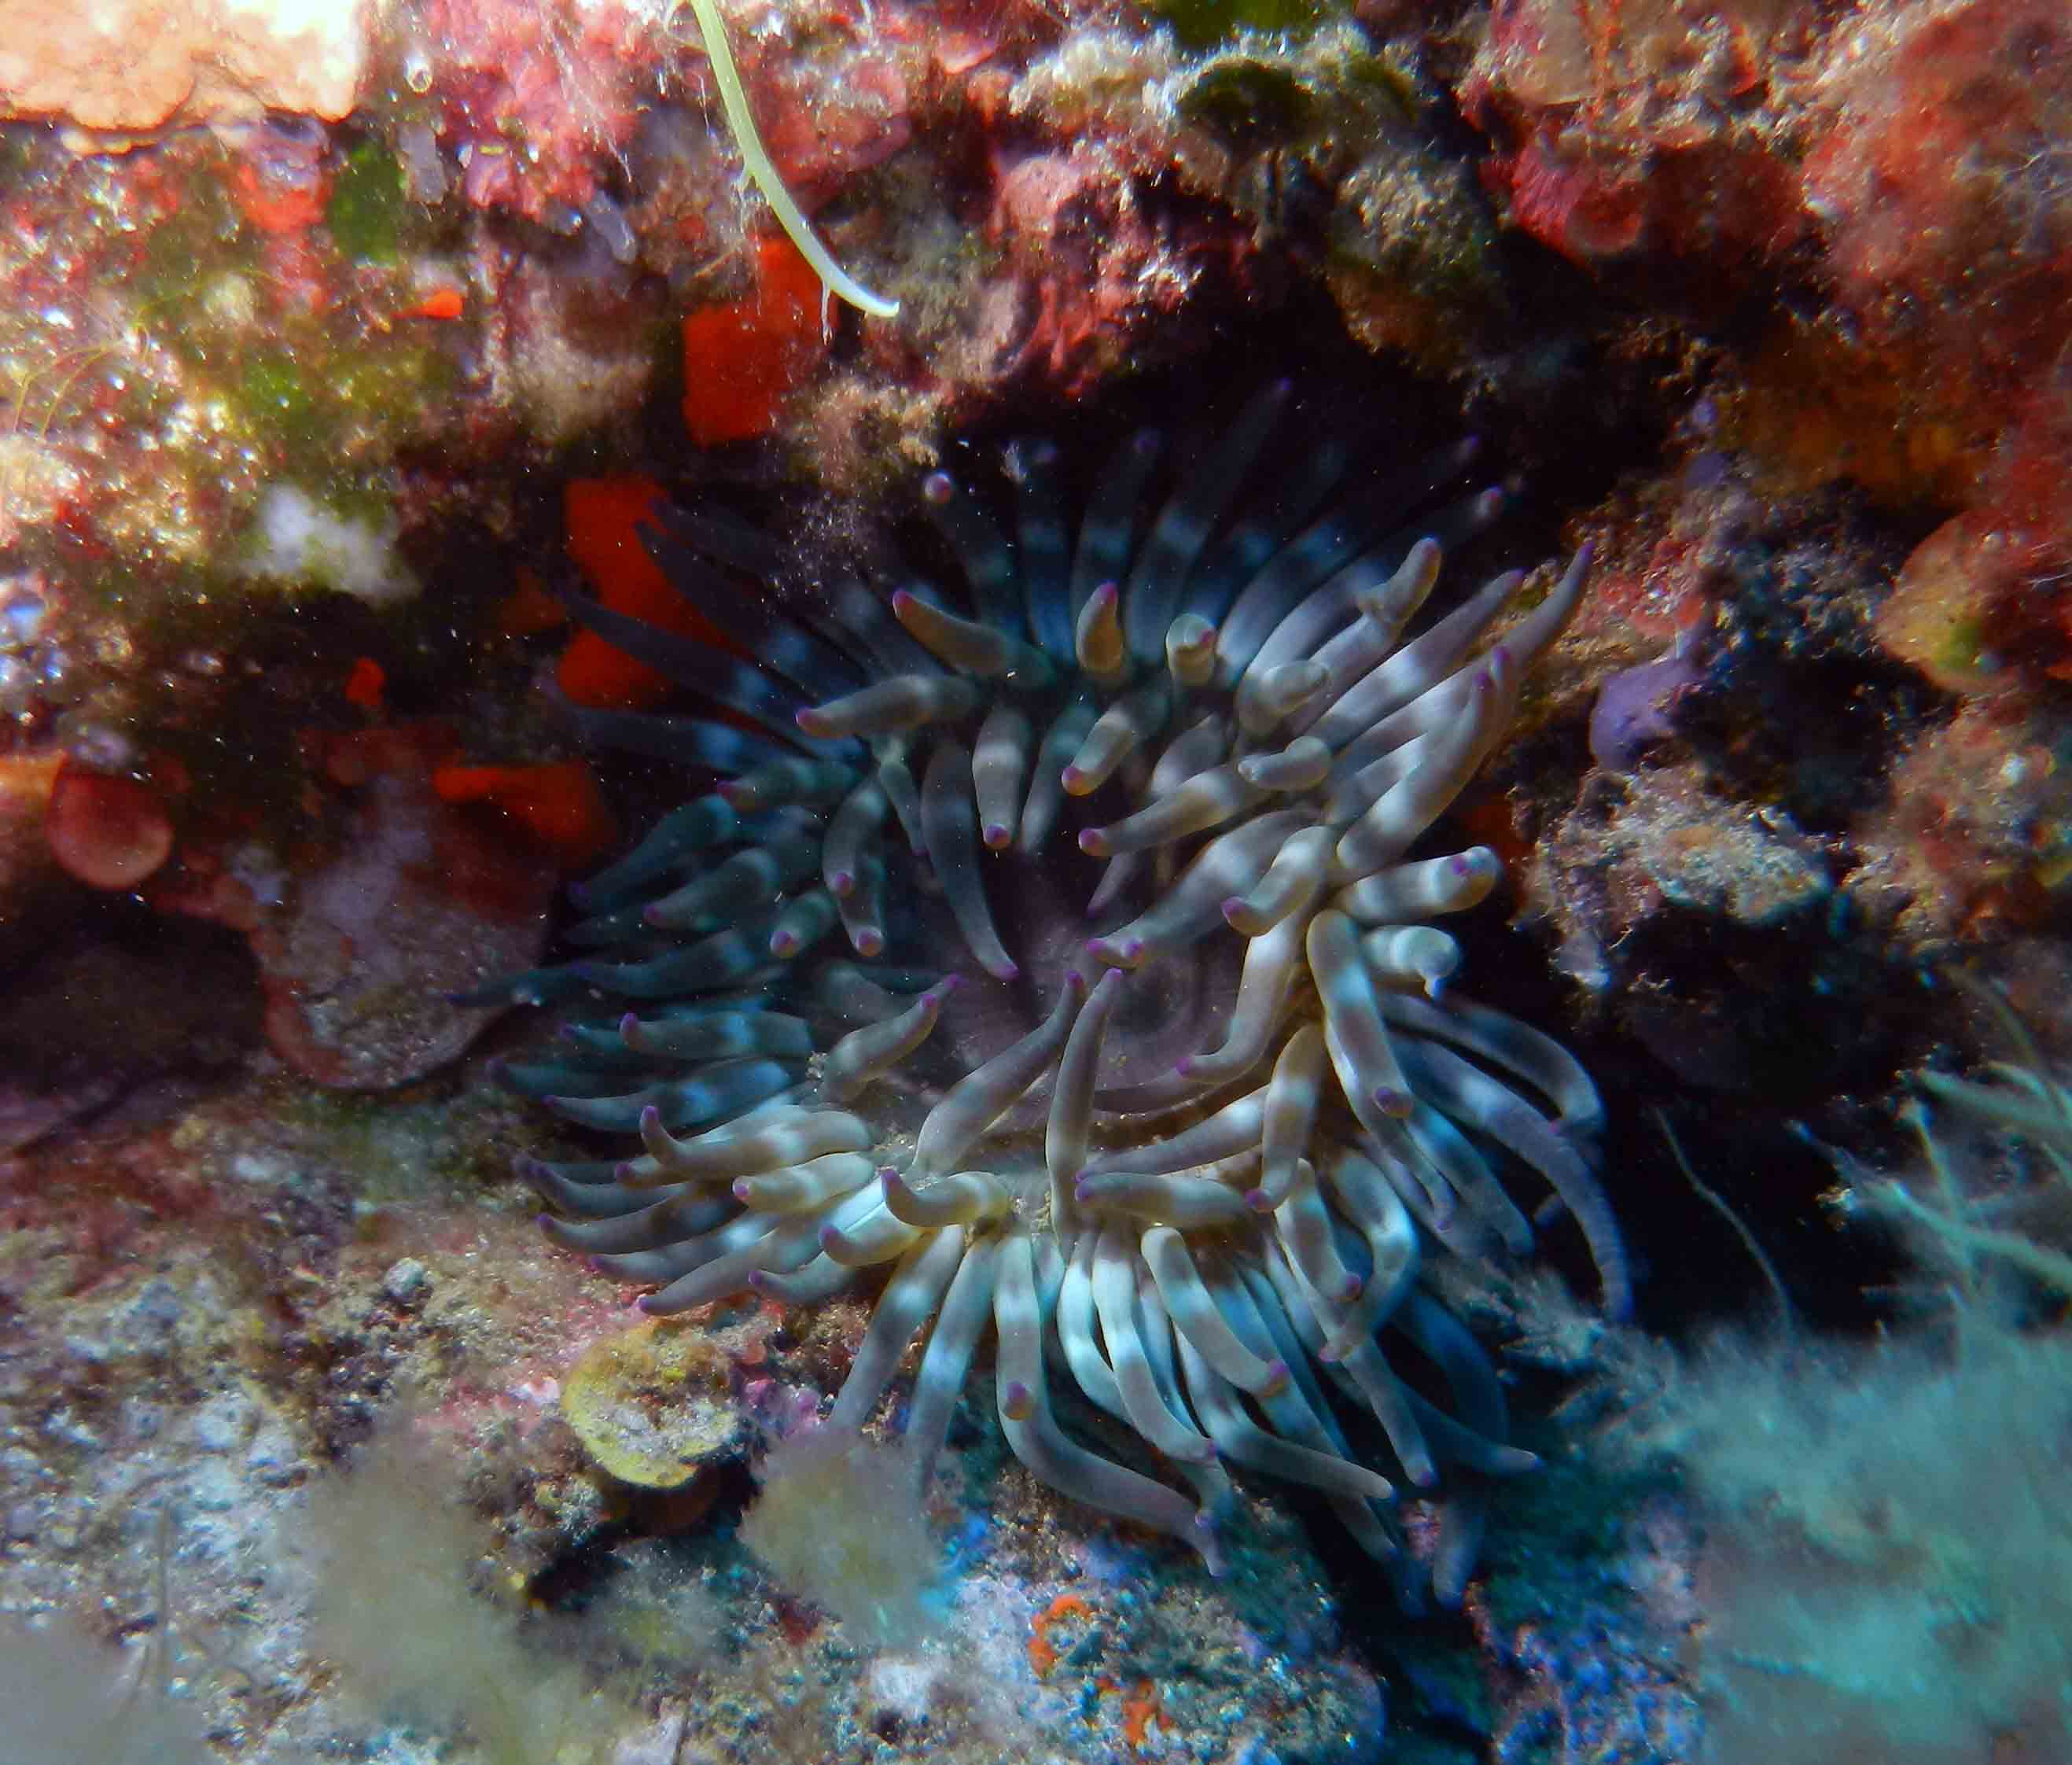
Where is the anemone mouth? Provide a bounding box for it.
[877,835,1250,1130]
[467,381,1625,1608]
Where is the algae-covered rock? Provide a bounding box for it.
[559,1318,747,1490]
[1150,0,1351,53]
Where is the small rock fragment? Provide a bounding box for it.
[382,1258,432,1309]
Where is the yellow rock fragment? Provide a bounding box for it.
[558,1320,742,1490]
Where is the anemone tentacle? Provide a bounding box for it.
[472,400,1622,1608]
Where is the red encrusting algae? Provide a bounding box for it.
[344,656,387,710]
[44,761,175,891]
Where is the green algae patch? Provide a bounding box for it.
[326,140,410,263]
[335,335,456,441]
[1176,57,1317,149]
[229,327,451,497]
[134,152,247,311]
[561,1321,747,1490]
[240,351,324,451]
[1151,0,1349,52]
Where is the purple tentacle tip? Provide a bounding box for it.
[639,1105,662,1132]
[984,824,1010,849]
[731,1179,753,1203]
[1078,828,1107,856]
[829,869,854,896]
[1245,1187,1273,1214]
[1374,1086,1412,1118]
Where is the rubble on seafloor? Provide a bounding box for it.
[0,1050,1421,1765]
[0,0,2067,1759]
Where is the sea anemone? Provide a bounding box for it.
[468,381,1623,1607]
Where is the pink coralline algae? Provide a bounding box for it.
[414,0,656,224]
[981,143,1204,390]
[416,0,915,234]
[1800,0,2072,378]
[1463,0,2072,707]
[1461,0,1812,274]
[1850,697,2072,948]
[1463,0,2070,315]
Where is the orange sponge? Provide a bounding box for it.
[558,475,738,709]
[432,760,618,868]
